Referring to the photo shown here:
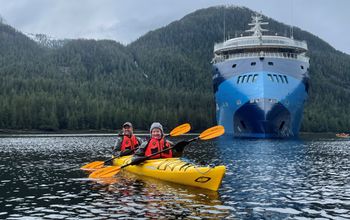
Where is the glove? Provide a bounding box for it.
[130,156,147,165]
[173,140,189,152]
[119,149,132,156]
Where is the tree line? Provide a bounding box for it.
[1,6,350,132]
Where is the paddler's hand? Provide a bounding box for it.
[130,156,147,165]
[112,151,121,157]
[119,149,132,156]
[173,140,189,152]
[118,131,124,137]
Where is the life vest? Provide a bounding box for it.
[120,135,139,152]
[144,137,172,159]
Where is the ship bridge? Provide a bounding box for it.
[213,14,308,63]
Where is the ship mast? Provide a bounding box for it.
[245,14,269,37]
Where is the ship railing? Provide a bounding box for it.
[212,52,309,63]
[214,37,308,51]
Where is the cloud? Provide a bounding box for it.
[0,0,349,54]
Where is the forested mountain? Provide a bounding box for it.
[1,6,350,132]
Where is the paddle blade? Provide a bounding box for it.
[169,123,191,136]
[89,166,121,178]
[80,161,104,170]
[199,125,225,140]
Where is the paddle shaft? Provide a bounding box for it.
[102,156,115,164]
[106,147,137,162]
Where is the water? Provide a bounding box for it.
[0,134,349,219]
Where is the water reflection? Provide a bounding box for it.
[84,172,230,219]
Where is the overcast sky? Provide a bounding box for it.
[0,0,349,54]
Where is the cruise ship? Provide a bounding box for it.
[212,14,309,138]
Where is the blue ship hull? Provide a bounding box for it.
[213,57,309,138]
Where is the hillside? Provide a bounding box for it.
[1,6,350,132]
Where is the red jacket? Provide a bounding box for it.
[144,137,173,159]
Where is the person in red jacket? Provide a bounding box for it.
[133,122,176,159]
[113,122,143,156]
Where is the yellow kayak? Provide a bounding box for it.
[112,155,226,191]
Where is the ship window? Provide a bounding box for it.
[215,68,218,71]
[252,74,258,82]
[251,62,256,66]
[284,75,289,84]
[268,62,274,65]
[301,65,304,69]
[237,76,241,84]
[242,75,247,83]
[232,64,237,68]
[268,74,274,82]
[274,74,279,83]
[247,75,252,82]
[279,75,284,83]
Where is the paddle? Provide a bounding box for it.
[89,125,225,178]
[80,123,191,170]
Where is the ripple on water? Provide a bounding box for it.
[1,135,350,219]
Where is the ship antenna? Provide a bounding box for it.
[0,15,6,24]
[223,5,226,41]
[290,0,294,39]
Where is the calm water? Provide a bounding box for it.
[0,134,349,219]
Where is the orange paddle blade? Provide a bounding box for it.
[89,166,122,178]
[169,123,191,136]
[80,161,104,170]
[199,125,225,140]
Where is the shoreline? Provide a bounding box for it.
[0,128,150,135]
[0,130,342,139]
[0,129,200,138]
